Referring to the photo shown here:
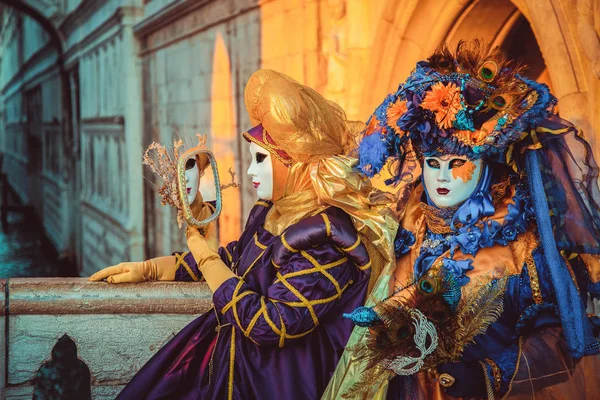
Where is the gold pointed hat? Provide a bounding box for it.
[244,69,359,164]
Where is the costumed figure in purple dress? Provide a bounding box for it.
[323,41,600,399]
[90,69,396,399]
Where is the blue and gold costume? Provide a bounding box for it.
[325,41,600,399]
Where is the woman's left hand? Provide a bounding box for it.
[186,225,203,240]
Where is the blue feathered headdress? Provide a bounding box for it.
[358,41,557,180]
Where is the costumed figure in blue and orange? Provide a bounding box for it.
[323,41,600,399]
[90,69,396,399]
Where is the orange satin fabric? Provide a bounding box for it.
[392,184,524,292]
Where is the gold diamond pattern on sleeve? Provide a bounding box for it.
[175,252,199,281]
[220,236,354,347]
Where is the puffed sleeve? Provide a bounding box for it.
[212,210,371,347]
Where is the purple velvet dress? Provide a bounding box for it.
[117,201,371,399]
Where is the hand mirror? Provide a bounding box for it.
[176,147,222,228]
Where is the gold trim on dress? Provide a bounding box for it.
[525,256,543,304]
[478,361,496,400]
[342,236,362,253]
[281,233,299,253]
[175,252,199,281]
[228,327,236,400]
[321,213,332,237]
[485,357,502,392]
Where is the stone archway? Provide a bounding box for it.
[360,0,597,152]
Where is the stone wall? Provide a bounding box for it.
[3,278,212,399]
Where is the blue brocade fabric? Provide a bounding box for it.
[116,202,371,400]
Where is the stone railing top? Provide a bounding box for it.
[8,278,213,315]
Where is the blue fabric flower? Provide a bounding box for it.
[394,228,416,257]
[501,225,518,242]
[442,258,474,286]
[452,228,481,255]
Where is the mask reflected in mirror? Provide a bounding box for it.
[177,147,221,228]
[185,157,200,204]
[423,155,482,208]
[247,142,274,200]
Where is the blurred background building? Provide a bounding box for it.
[0,0,599,277]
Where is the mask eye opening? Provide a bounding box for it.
[185,158,196,170]
[256,153,268,163]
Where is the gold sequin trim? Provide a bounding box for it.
[525,256,542,304]
[485,358,502,392]
[563,254,580,291]
[255,200,270,207]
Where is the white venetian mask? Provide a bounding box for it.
[247,142,274,200]
[423,155,483,208]
[184,157,200,204]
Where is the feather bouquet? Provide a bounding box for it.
[342,269,507,397]
[143,134,209,228]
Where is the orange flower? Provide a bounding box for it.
[386,100,408,134]
[454,129,487,146]
[421,82,462,129]
[364,116,380,136]
[452,160,477,182]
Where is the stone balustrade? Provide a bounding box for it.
[3,278,212,399]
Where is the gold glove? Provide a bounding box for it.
[186,227,235,291]
[88,256,177,283]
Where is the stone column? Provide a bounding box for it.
[121,12,145,261]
